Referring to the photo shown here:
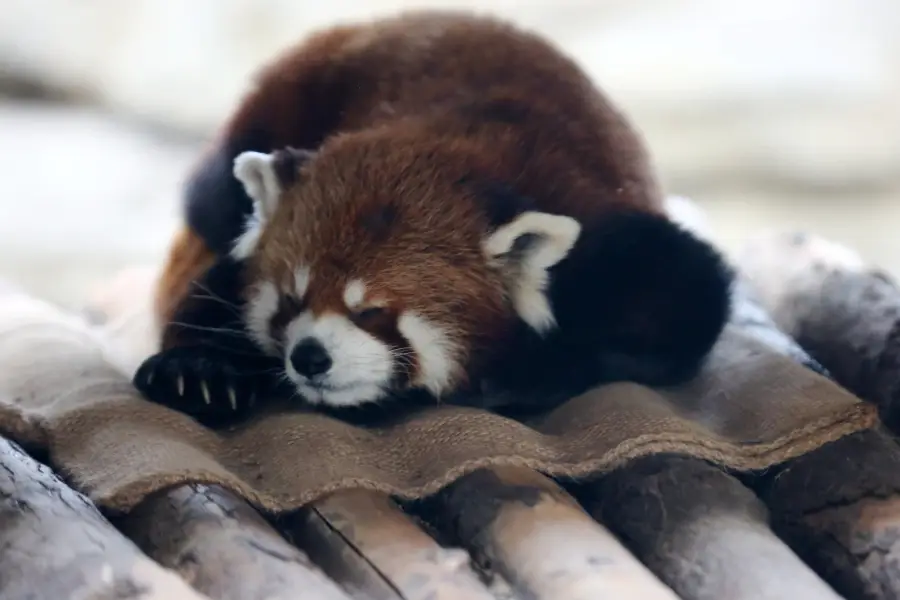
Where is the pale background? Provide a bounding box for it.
[1,0,898,308]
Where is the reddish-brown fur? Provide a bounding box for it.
[154,226,216,327]
[158,11,664,377]
[133,10,736,428]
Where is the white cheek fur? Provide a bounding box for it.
[244,269,311,356]
[244,281,280,355]
[397,311,458,397]
[245,284,463,406]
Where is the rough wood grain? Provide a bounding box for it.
[0,436,208,600]
[280,505,403,600]
[736,230,900,429]
[755,430,900,600]
[582,455,843,600]
[282,490,497,600]
[804,497,900,598]
[80,268,496,600]
[117,483,352,600]
[735,232,900,598]
[422,465,679,600]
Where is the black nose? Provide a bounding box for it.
[290,338,332,378]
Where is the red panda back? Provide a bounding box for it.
[164,9,673,390]
[223,11,662,224]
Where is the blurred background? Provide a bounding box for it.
[1,0,898,308]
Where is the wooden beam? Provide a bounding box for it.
[0,437,208,600]
[282,490,500,600]
[581,455,843,600]
[755,430,900,600]
[422,465,680,600]
[117,483,353,600]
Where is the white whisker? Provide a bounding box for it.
[189,282,243,317]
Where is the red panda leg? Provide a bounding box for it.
[137,250,282,426]
[547,209,734,386]
[475,209,734,414]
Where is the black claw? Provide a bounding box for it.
[132,346,264,427]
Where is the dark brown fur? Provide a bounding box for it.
[140,11,731,426]
[165,11,661,354]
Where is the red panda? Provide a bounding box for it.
[135,11,733,425]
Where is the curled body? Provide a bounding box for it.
[136,11,733,425]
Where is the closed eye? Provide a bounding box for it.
[269,294,306,341]
[352,306,388,323]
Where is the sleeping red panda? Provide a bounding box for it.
[135,11,733,425]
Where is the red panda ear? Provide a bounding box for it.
[272,146,316,188]
[232,147,316,219]
[233,151,283,220]
[230,148,314,260]
[483,211,582,332]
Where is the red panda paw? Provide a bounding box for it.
[133,346,263,427]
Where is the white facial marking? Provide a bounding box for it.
[245,281,280,354]
[484,211,581,334]
[295,266,311,297]
[230,151,282,260]
[283,313,394,407]
[343,279,366,310]
[397,311,458,396]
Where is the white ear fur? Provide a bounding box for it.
[483,211,581,334]
[233,151,282,218]
[230,151,283,259]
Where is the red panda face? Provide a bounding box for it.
[229,136,581,407]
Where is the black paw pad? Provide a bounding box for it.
[133,347,263,427]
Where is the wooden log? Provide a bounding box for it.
[754,430,900,600]
[117,483,353,600]
[0,276,374,600]
[282,490,499,600]
[804,496,900,597]
[0,436,208,600]
[735,232,900,597]
[665,195,830,377]
[735,230,900,428]
[75,268,499,599]
[581,455,843,600]
[279,503,404,600]
[421,465,680,600]
[79,267,504,599]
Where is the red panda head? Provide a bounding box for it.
[229,132,581,408]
